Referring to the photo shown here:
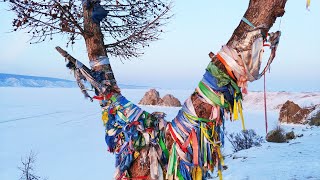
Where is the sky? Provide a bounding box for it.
[0,0,319,92]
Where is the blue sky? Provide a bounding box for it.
[0,1,319,91]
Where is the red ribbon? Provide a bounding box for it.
[122,176,148,180]
[93,95,104,100]
[168,123,199,166]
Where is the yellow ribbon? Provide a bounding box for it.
[233,98,238,121]
[238,101,246,130]
[232,93,246,130]
[211,123,215,139]
[134,151,140,159]
[220,94,224,106]
[218,170,223,180]
[200,127,217,146]
[192,166,202,180]
[307,0,311,10]
[217,147,225,166]
[101,111,109,125]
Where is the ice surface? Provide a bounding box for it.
[0,87,319,180]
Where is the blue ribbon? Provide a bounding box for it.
[242,17,256,28]
[202,70,235,104]
[171,119,188,140]
[119,152,133,172]
[92,3,108,24]
[179,160,193,180]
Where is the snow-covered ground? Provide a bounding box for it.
[223,125,320,180]
[0,87,319,180]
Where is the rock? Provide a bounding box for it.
[222,165,228,170]
[138,89,181,107]
[308,106,320,126]
[279,100,314,124]
[285,131,295,140]
[160,94,181,107]
[138,89,163,105]
[266,127,286,143]
[297,134,304,138]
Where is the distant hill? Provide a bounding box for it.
[0,73,77,88]
[0,73,150,89]
[118,84,151,89]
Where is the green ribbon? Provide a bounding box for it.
[159,134,170,159]
[110,96,117,103]
[117,111,129,123]
[177,169,184,180]
[167,143,177,176]
[206,62,241,93]
[123,102,132,108]
[133,135,146,150]
[202,123,207,164]
[198,81,229,108]
[184,112,212,123]
[163,140,183,180]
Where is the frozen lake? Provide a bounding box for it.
[0,87,319,180]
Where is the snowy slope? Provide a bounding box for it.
[0,87,319,180]
[0,73,77,88]
[242,91,320,111]
[223,125,320,180]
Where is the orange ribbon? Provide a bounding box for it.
[216,53,237,80]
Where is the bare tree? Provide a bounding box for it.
[2,0,172,97]
[3,0,296,179]
[2,1,171,179]
[4,0,171,59]
[18,151,46,180]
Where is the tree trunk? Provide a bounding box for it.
[128,0,287,179]
[83,5,119,93]
[227,0,286,47]
[58,0,288,179]
[212,0,287,77]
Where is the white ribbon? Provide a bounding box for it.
[90,56,110,68]
[75,60,84,68]
[218,46,245,77]
[149,146,161,179]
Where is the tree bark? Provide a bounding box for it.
[58,0,288,179]
[83,5,119,93]
[57,0,287,175]
[227,0,286,47]
[212,0,287,77]
[128,0,287,179]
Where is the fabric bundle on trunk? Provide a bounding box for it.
[100,61,244,180]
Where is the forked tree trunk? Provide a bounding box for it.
[58,0,288,179]
[129,0,287,179]
[196,0,287,118]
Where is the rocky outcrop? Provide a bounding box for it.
[138,89,163,105]
[160,94,181,107]
[279,100,315,124]
[307,105,320,126]
[138,89,181,107]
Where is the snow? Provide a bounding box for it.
[0,87,319,180]
[223,125,320,180]
[242,91,320,110]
